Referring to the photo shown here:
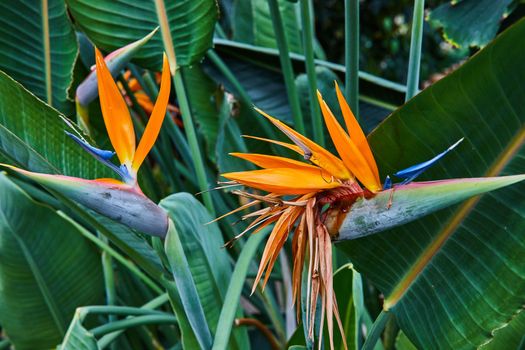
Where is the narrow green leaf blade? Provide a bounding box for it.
[164,219,213,350]
[160,193,250,350]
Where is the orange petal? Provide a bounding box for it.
[132,54,171,171]
[222,168,341,195]
[243,135,302,154]
[254,108,351,180]
[317,92,381,192]
[230,153,320,170]
[334,82,380,183]
[95,48,135,166]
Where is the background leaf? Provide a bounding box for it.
[0,70,110,178]
[339,19,525,349]
[66,0,218,68]
[0,0,77,114]
[0,173,103,349]
[232,0,303,53]
[428,0,514,48]
[160,193,250,350]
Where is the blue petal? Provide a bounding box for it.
[383,175,392,190]
[66,131,125,178]
[394,138,464,184]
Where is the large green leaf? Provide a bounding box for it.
[232,0,303,54]
[339,19,525,349]
[66,0,218,69]
[0,70,110,178]
[428,0,513,48]
[0,0,77,114]
[0,173,103,349]
[0,69,164,281]
[160,193,250,350]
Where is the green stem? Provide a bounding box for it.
[361,310,391,350]
[100,234,117,323]
[57,211,163,294]
[206,50,279,143]
[98,294,170,348]
[267,0,305,134]
[173,70,215,215]
[405,0,425,101]
[213,38,408,93]
[92,315,178,338]
[300,0,324,146]
[212,228,269,350]
[345,0,360,118]
[78,305,166,319]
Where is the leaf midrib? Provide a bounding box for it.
[41,0,52,105]
[384,123,525,310]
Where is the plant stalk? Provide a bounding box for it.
[405,0,425,101]
[362,310,391,350]
[267,0,305,134]
[345,0,360,118]
[300,0,324,145]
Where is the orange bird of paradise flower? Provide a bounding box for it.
[1,48,171,237]
[216,82,473,349]
[218,83,382,349]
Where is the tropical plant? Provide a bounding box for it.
[0,1,524,350]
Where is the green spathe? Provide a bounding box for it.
[333,175,525,241]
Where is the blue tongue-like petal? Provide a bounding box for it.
[394,138,464,184]
[66,131,126,178]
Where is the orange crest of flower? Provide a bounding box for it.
[218,84,381,350]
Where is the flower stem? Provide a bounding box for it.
[206,50,279,143]
[173,71,215,215]
[345,0,360,118]
[300,0,324,145]
[406,0,425,101]
[362,310,391,350]
[267,0,305,134]
[92,315,178,338]
[97,294,170,348]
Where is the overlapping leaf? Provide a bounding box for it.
[0,173,103,349]
[0,0,77,113]
[66,0,218,69]
[339,19,525,349]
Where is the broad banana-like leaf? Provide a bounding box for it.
[339,19,525,349]
[2,165,168,237]
[0,173,103,349]
[0,0,77,113]
[66,0,218,69]
[329,176,525,241]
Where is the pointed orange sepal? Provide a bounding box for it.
[254,108,352,180]
[95,48,135,166]
[222,168,341,195]
[334,82,380,184]
[317,91,381,192]
[132,53,171,171]
[230,153,320,171]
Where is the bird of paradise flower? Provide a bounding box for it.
[2,48,171,237]
[217,83,525,349]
